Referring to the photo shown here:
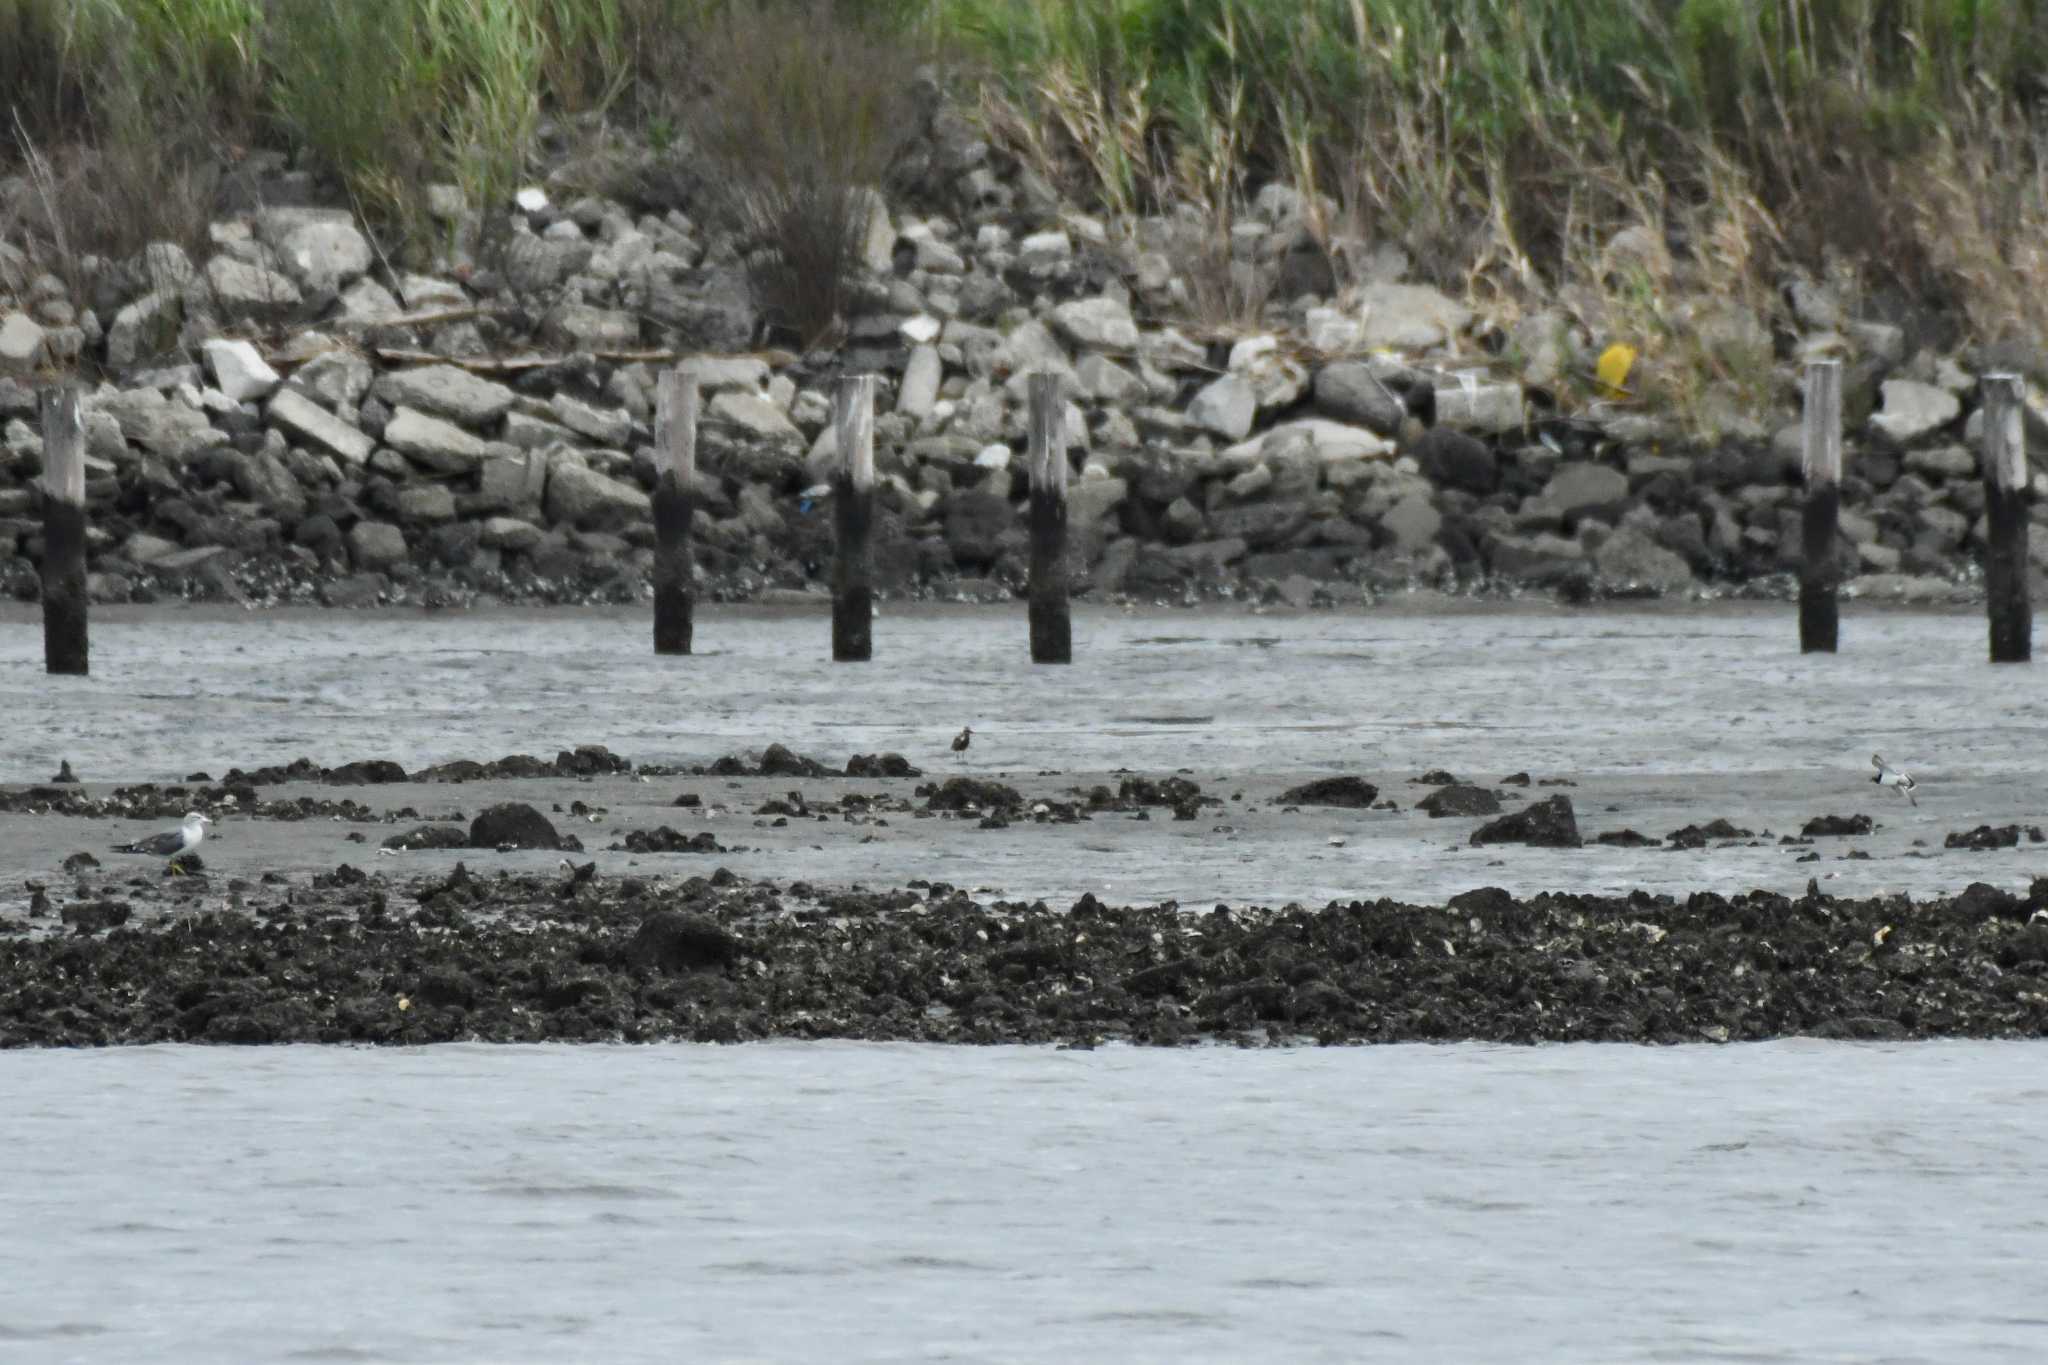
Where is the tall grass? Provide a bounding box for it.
[7,0,2048,366]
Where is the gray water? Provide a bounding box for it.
[0,601,2039,781]
[3,1040,2044,1363]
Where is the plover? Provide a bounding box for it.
[1871,754,1917,806]
[952,726,973,762]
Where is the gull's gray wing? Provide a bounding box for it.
[114,828,186,855]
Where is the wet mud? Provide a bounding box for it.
[4,860,2048,1048]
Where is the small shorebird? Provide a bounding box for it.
[113,812,212,870]
[952,726,973,763]
[1871,754,1918,806]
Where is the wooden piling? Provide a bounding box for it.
[1026,372,1072,664]
[1799,359,1842,654]
[1982,372,2031,663]
[38,386,87,676]
[652,368,698,655]
[831,374,876,662]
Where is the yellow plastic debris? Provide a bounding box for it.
[1595,343,1637,399]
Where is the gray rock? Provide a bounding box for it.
[1068,476,1127,530]
[203,256,302,324]
[1074,354,1144,404]
[231,447,307,522]
[1432,380,1524,433]
[676,355,770,392]
[1355,282,1470,350]
[1049,297,1139,353]
[267,389,375,463]
[639,269,756,351]
[944,490,1018,566]
[1312,361,1404,433]
[1594,525,1695,593]
[1870,380,1960,443]
[1488,531,1586,583]
[334,276,403,325]
[1186,374,1256,441]
[549,393,633,447]
[95,388,217,460]
[477,450,549,510]
[395,483,456,523]
[347,520,409,570]
[481,516,544,551]
[383,405,489,473]
[544,459,650,528]
[503,233,595,294]
[122,532,182,565]
[542,303,640,351]
[288,350,373,410]
[105,289,182,369]
[992,318,1074,381]
[373,365,516,428]
[1903,444,1976,481]
[711,390,801,443]
[201,338,279,402]
[1378,493,1442,554]
[1534,462,1630,520]
[261,210,373,291]
[897,344,942,420]
[1411,427,1496,495]
[0,312,47,373]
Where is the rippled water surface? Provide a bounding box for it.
[0,601,2039,780]
[4,1040,2045,1364]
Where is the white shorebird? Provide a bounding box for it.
[113,812,212,863]
[1871,755,1918,806]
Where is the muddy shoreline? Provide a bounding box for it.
[5,858,2047,1048]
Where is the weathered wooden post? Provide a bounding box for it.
[1026,372,1072,663]
[652,368,698,655]
[831,374,876,662]
[1799,359,1842,654]
[1982,371,2031,663]
[38,386,87,675]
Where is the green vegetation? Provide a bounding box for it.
[5,0,2048,359]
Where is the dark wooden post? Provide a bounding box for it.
[1983,371,2031,663]
[1026,372,1072,663]
[38,386,87,675]
[1799,359,1842,654]
[831,374,876,662]
[653,368,698,655]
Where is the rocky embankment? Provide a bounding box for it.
[4,133,2046,608]
[5,864,2048,1047]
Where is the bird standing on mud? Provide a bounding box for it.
[952,727,973,763]
[1871,755,1917,806]
[113,812,213,871]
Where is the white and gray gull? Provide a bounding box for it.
[113,812,212,859]
[1871,754,1917,806]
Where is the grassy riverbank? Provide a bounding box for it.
[5,1,2048,371]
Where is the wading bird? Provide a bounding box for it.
[1871,754,1917,806]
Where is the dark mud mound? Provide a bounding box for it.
[8,872,2048,1047]
[610,827,728,854]
[922,777,1025,814]
[1595,829,1660,847]
[1277,777,1378,808]
[1472,795,1581,848]
[1418,785,1501,818]
[469,803,564,850]
[845,753,921,778]
[1945,824,2044,850]
[1667,819,1755,849]
[706,744,833,778]
[382,825,469,851]
[1803,814,1873,837]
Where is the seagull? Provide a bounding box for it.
[1871,754,1917,806]
[113,812,212,864]
[952,726,973,763]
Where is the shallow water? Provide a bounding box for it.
[0,600,2036,782]
[3,1039,2044,1363]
